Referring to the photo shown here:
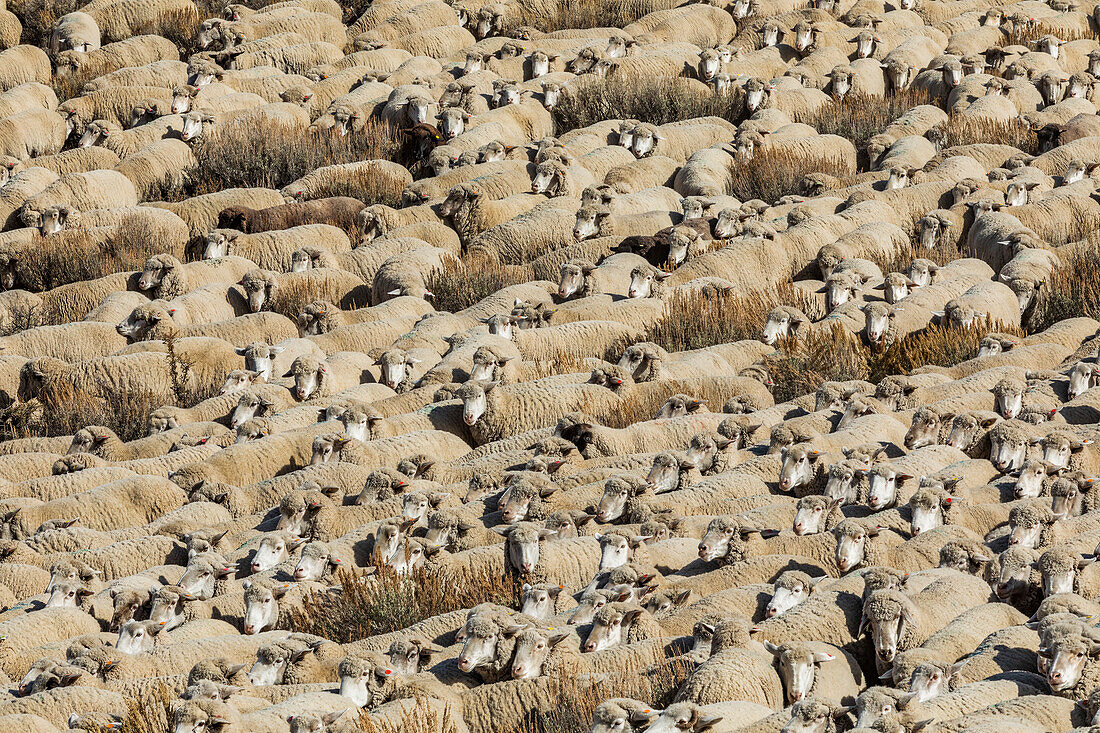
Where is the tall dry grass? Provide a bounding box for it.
[807,89,936,153]
[514,0,676,32]
[0,379,162,441]
[187,117,410,198]
[1029,239,1100,333]
[426,258,532,313]
[17,218,176,295]
[552,76,744,134]
[932,115,1040,156]
[727,145,855,202]
[286,566,518,643]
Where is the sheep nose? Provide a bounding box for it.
[911,526,921,535]
[512,666,524,676]
[244,624,254,634]
[584,642,596,652]
[522,563,533,572]
[250,562,261,572]
[793,523,804,534]
[766,606,777,618]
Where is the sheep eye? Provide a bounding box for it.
[883,706,893,713]
[814,507,822,513]
[537,642,544,649]
[931,674,939,680]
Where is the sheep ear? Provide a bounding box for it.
[764,640,781,655]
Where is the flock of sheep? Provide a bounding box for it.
[5,0,1100,729]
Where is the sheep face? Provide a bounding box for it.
[631,127,660,157]
[248,646,295,686]
[520,583,562,620]
[904,409,946,450]
[918,215,951,249]
[779,445,822,493]
[110,589,148,631]
[250,533,298,573]
[1041,433,1089,469]
[511,627,563,679]
[1040,550,1092,595]
[762,308,803,345]
[540,82,561,109]
[1008,513,1043,548]
[137,259,169,292]
[1014,459,1051,498]
[908,661,958,702]
[834,524,876,572]
[909,491,947,535]
[584,606,639,652]
[457,623,499,672]
[1068,361,1099,400]
[767,642,835,703]
[793,497,834,535]
[596,481,633,523]
[178,557,232,600]
[338,656,392,708]
[116,619,164,654]
[532,161,565,195]
[290,249,314,272]
[203,231,231,259]
[573,206,609,240]
[287,711,346,733]
[44,581,90,609]
[989,428,1027,473]
[458,382,494,426]
[230,393,273,429]
[868,466,911,510]
[766,578,810,619]
[436,108,469,140]
[1045,635,1099,691]
[242,582,286,634]
[698,49,721,81]
[505,524,553,573]
[289,361,325,401]
[219,369,262,396]
[823,461,861,505]
[596,532,641,571]
[569,590,613,626]
[77,122,106,148]
[993,381,1024,420]
[402,493,430,523]
[943,300,988,328]
[149,589,188,630]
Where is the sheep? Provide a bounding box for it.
[218,197,366,235]
[762,639,865,706]
[455,379,621,446]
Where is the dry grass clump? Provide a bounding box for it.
[187,117,409,198]
[425,258,531,313]
[286,566,517,643]
[1004,24,1098,48]
[552,76,744,133]
[519,656,693,733]
[0,380,162,441]
[517,0,676,32]
[727,145,855,203]
[1029,239,1100,333]
[17,219,178,294]
[866,241,959,277]
[645,282,823,354]
[807,89,936,153]
[766,319,1023,402]
[932,116,1041,156]
[120,684,174,733]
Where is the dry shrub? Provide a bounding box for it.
[645,282,823,354]
[120,684,174,733]
[519,656,694,733]
[552,76,744,134]
[765,319,1023,402]
[1029,239,1100,333]
[132,6,201,56]
[932,115,1040,156]
[425,258,531,313]
[0,379,162,441]
[1004,23,1097,48]
[806,89,936,153]
[265,276,368,323]
[727,145,855,203]
[187,117,409,198]
[518,0,676,32]
[286,566,517,643]
[865,241,959,277]
[870,320,1022,379]
[16,218,172,294]
[357,695,464,733]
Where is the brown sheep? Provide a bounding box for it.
[217,197,366,235]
